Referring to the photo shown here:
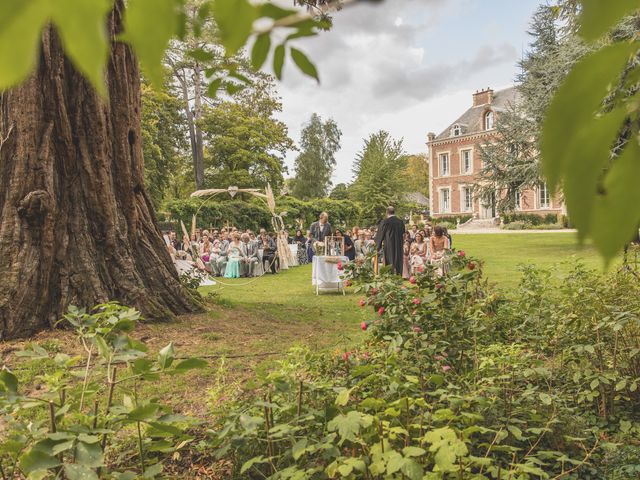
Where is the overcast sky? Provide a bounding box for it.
[273,0,543,185]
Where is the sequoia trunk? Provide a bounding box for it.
[0,2,200,339]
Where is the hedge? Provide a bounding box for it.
[162,197,364,232]
[501,213,559,226]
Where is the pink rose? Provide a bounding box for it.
[412,325,423,333]
[377,307,385,316]
[412,298,421,305]
[359,299,366,307]
[342,351,351,361]
[409,276,417,284]
[360,321,369,331]
[435,355,445,361]
[337,262,344,271]
[457,250,466,258]
[442,365,451,372]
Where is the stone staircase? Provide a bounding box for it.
[456,218,500,231]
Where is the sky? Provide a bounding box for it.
[274,0,544,185]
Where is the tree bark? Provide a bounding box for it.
[0,1,201,340]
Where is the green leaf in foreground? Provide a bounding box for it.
[541,41,639,260]
[579,0,640,41]
[290,47,319,82]
[251,33,271,70]
[51,0,111,97]
[122,0,183,87]
[0,0,50,91]
[213,0,257,56]
[273,44,286,80]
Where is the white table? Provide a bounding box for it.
[312,256,348,295]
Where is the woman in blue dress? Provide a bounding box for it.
[224,233,243,278]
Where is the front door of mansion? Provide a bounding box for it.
[480,192,496,219]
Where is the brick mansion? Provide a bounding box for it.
[427,87,564,219]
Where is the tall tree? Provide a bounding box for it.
[329,183,349,200]
[291,113,342,200]
[350,131,407,224]
[0,3,199,339]
[403,153,429,198]
[479,4,588,214]
[141,81,188,208]
[199,95,294,191]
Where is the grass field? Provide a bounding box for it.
[454,232,610,287]
[3,233,609,417]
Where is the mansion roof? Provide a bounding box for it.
[433,86,520,142]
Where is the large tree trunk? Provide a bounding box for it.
[0,1,201,340]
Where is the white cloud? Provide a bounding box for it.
[274,0,532,185]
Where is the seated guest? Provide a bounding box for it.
[409,224,418,241]
[354,231,367,259]
[335,228,355,261]
[429,225,450,263]
[200,234,212,264]
[413,233,428,262]
[293,229,308,265]
[216,232,230,276]
[224,233,243,278]
[169,231,182,251]
[209,239,222,276]
[241,233,259,277]
[443,226,453,248]
[260,229,278,274]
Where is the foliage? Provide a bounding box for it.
[0,0,326,94]
[329,183,350,200]
[291,113,343,200]
[350,131,408,226]
[501,213,558,226]
[141,81,189,208]
[431,215,473,226]
[199,100,294,192]
[479,4,588,216]
[209,249,640,479]
[164,196,361,231]
[0,303,206,479]
[403,153,430,199]
[477,107,541,214]
[542,0,640,261]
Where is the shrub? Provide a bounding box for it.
[431,215,472,226]
[0,303,207,479]
[501,212,559,226]
[502,220,531,230]
[210,254,640,479]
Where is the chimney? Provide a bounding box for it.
[427,132,436,143]
[472,87,494,107]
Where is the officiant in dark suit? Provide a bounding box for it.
[375,206,405,275]
[310,211,332,242]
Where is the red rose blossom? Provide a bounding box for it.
[360,321,368,331]
[409,276,417,284]
[377,307,385,316]
[412,325,423,333]
[412,298,421,305]
[336,262,344,271]
[457,250,466,258]
[359,299,366,307]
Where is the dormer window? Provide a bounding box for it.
[484,110,494,130]
[451,124,461,137]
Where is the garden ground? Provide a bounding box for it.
[4,232,609,417]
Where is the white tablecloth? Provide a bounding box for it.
[312,256,348,289]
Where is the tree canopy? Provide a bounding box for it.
[350,131,407,224]
[291,113,342,200]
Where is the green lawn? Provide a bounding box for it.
[6,233,608,417]
[454,232,610,288]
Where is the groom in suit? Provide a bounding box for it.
[310,212,333,242]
